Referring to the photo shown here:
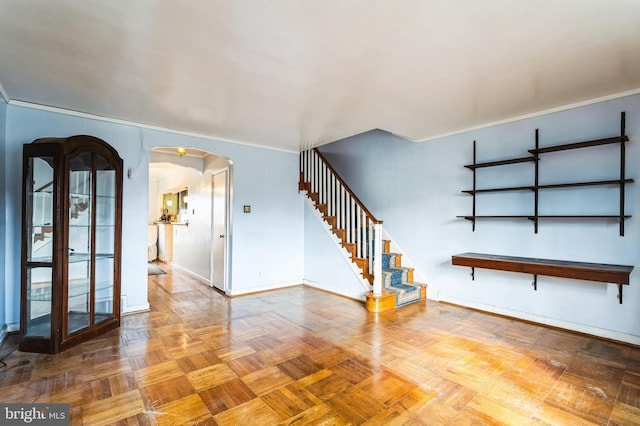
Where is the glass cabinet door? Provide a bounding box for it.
[67,152,92,334]
[24,156,55,338]
[95,155,116,323]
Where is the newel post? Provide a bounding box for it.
[372,222,383,296]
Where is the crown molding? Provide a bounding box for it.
[395,88,640,143]
[0,81,9,103]
[7,87,640,150]
[8,99,300,154]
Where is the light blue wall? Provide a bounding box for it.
[319,93,640,343]
[303,199,370,299]
[0,97,6,334]
[144,128,305,295]
[4,104,305,324]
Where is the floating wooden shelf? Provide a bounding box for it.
[463,179,634,195]
[451,252,633,303]
[536,179,634,190]
[459,112,632,235]
[462,186,533,194]
[456,215,531,220]
[528,136,629,154]
[457,215,632,220]
[464,156,535,170]
[536,215,632,219]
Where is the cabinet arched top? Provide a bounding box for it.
[30,135,123,164]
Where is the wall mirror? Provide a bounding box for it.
[161,187,188,221]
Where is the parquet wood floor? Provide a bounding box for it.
[2,263,640,425]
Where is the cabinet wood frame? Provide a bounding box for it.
[20,135,123,354]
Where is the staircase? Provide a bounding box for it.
[300,148,426,311]
[381,240,426,308]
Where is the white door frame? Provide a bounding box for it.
[210,166,232,292]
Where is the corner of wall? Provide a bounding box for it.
[0,80,9,104]
[0,324,7,347]
[0,98,7,334]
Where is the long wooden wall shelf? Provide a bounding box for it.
[463,179,634,195]
[528,135,629,154]
[451,252,633,304]
[464,156,536,169]
[458,112,632,235]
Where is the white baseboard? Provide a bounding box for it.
[0,322,26,337]
[122,303,151,315]
[303,280,366,302]
[439,296,640,346]
[171,263,210,286]
[226,281,301,297]
[6,322,19,333]
[0,324,7,345]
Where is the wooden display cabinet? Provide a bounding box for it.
[20,135,123,353]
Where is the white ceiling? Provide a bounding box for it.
[148,147,211,181]
[1,1,639,152]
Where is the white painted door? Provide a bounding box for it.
[211,170,227,291]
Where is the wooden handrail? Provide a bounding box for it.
[301,148,384,294]
[313,148,382,224]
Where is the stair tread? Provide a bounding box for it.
[386,282,420,291]
[303,174,423,309]
[385,266,413,272]
[384,282,422,307]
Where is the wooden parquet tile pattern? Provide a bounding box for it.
[2,263,640,424]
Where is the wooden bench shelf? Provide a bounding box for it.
[451,252,633,303]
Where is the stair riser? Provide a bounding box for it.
[343,243,357,258]
[304,177,426,309]
[323,216,337,229]
[299,182,310,192]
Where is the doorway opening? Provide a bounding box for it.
[148,147,232,293]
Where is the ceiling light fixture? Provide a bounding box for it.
[176,147,187,156]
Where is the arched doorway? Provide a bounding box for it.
[148,147,232,292]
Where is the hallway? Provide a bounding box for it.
[1,264,640,424]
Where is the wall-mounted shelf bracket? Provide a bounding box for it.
[618,284,623,304]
